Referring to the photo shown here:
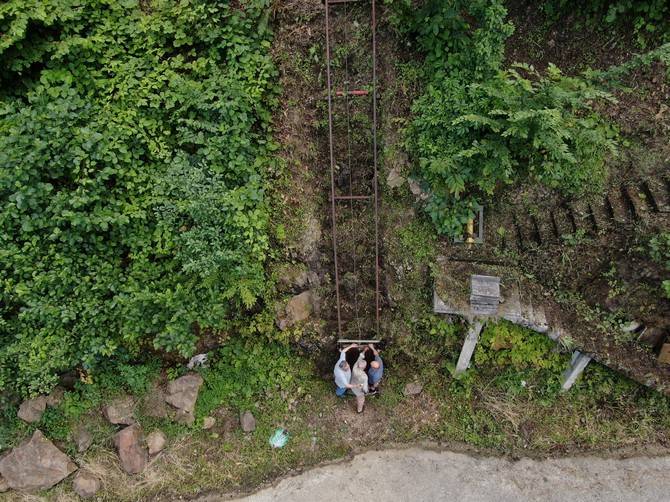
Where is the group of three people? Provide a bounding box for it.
[333,343,384,413]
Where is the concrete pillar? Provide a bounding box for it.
[560,351,592,391]
[455,321,484,375]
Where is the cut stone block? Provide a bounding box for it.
[658,344,670,365]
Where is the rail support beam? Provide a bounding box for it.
[560,351,592,391]
[455,320,484,375]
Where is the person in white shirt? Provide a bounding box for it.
[333,343,362,397]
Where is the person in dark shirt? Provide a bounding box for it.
[365,343,384,395]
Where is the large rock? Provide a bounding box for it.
[145,431,167,455]
[0,430,77,491]
[103,396,135,425]
[240,411,256,433]
[141,384,171,419]
[174,409,195,426]
[277,291,314,330]
[17,396,48,423]
[276,264,311,293]
[165,373,203,414]
[387,166,405,189]
[72,471,100,499]
[74,427,93,454]
[46,386,65,408]
[403,382,423,396]
[298,214,322,262]
[114,425,148,475]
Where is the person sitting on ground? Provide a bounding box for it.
[333,343,361,397]
[365,343,384,394]
[350,352,369,413]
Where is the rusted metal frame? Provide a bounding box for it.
[371,0,381,336]
[325,1,343,338]
[342,1,363,338]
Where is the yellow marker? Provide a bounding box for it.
[466,218,475,245]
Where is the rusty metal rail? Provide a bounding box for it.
[324,0,380,338]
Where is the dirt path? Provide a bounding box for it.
[212,447,670,502]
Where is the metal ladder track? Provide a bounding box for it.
[324,0,380,338]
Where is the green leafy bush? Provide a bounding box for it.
[407,64,618,235]
[475,321,565,372]
[196,340,305,416]
[542,0,670,46]
[394,0,617,236]
[0,0,279,396]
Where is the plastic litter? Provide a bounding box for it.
[269,428,289,449]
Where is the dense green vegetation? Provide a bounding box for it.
[0,0,278,396]
[542,0,670,46]
[389,0,619,236]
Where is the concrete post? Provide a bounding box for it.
[455,321,484,375]
[560,351,592,391]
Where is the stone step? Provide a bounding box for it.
[570,200,597,234]
[552,207,574,238]
[643,177,670,213]
[535,211,559,242]
[604,192,629,225]
[588,199,614,233]
[621,185,650,222]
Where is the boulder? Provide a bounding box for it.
[145,431,167,455]
[202,417,216,430]
[174,410,195,426]
[103,396,135,425]
[114,425,148,475]
[46,386,65,408]
[276,264,310,292]
[142,385,171,419]
[74,428,93,454]
[0,430,77,491]
[0,475,8,493]
[387,166,405,189]
[240,411,256,433]
[17,396,48,423]
[298,215,322,262]
[408,178,430,201]
[165,373,203,414]
[403,382,423,396]
[72,471,100,499]
[277,291,313,330]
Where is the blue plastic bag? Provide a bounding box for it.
[269,428,289,449]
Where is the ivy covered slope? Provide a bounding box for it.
[0,0,278,396]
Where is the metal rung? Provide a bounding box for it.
[324,0,364,4]
[332,195,373,201]
[335,89,369,97]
